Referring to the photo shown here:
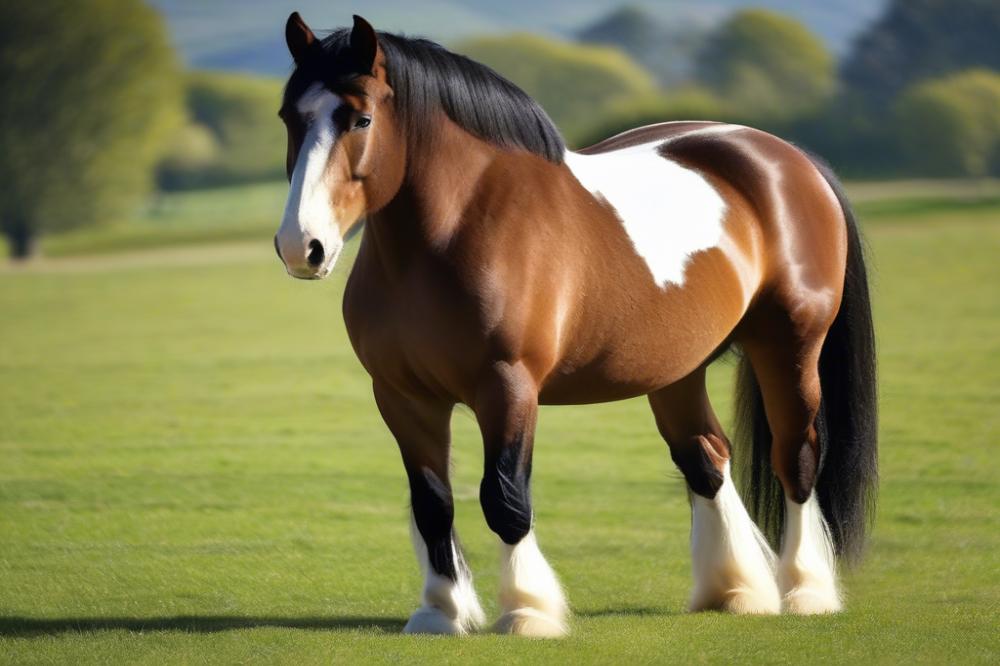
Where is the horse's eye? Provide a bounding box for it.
[354,116,371,130]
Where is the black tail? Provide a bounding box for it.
[734,156,878,565]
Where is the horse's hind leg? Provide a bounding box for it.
[373,382,486,634]
[648,367,781,614]
[741,331,842,614]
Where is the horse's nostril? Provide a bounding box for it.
[307,239,325,267]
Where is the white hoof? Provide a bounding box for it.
[406,516,486,635]
[690,584,781,615]
[689,463,781,615]
[496,531,570,636]
[779,494,842,615]
[494,608,568,637]
[403,607,466,635]
[783,585,843,614]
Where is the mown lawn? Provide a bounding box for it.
[0,188,997,663]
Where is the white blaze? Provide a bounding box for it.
[277,84,345,275]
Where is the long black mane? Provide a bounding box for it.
[284,29,565,164]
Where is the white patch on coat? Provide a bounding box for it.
[404,516,485,635]
[496,530,569,637]
[276,84,345,276]
[689,462,781,614]
[778,493,843,614]
[564,142,727,289]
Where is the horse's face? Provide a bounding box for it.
[275,14,404,280]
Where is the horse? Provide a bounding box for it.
[273,13,878,637]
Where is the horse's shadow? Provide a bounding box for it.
[0,615,406,637]
[2,607,684,636]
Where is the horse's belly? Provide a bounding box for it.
[537,333,719,404]
[537,246,749,405]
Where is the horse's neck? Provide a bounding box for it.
[364,120,500,273]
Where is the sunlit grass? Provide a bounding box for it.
[0,193,997,663]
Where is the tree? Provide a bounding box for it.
[695,9,835,120]
[842,0,1000,112]
[575,5,706,87]
[572,87,731,149]
[894,69,1000,177]
[0,1,181,259]
[454,33,656,139]
[159,72,285,190]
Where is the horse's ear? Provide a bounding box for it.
[350,15,378,74]
[285,12,318,64]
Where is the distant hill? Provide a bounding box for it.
[149,0,886,77]
[576,6,708,85]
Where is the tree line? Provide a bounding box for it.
[1,0,998,258]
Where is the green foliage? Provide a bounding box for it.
[454,33,656,138]
[842,0,1000,111]
[572,87,736,148]
[159,71,285,190]
[0,0,182,258]
[695,9,835,119]
[575,5,706,87]
[894,69,1000,177]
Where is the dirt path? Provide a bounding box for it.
[0,241,271,275]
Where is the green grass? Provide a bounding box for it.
[35,182,287,258]
[1,191,998,663]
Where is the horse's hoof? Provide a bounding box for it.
[403,607,465,635]
[783,586,843,614]
[494,608,568,637]
[690,586,781,615]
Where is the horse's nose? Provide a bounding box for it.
[307,238,325,267]
[273,235,282,262]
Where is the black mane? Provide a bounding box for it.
[284,29,565,164]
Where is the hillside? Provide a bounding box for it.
[149,0,885,76]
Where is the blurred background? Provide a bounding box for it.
[1,0,999,259]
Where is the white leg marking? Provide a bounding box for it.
[404,517,485,635]
[779,494,843,614]
[689,462,781,614]
[495,530,569,637]
[564,136,728,289]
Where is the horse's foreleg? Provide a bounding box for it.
[373,382,485,635]
[648,367,781,614]
[474,361,568,637]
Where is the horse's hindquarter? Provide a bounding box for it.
[654,124,849,336]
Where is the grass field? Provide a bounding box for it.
[1,184,998,663]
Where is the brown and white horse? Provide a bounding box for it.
[274,14,878,637]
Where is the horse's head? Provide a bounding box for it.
[275,13,404,279]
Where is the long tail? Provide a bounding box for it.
[734,155,878,564]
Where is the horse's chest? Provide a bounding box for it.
[343,270,485,397]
